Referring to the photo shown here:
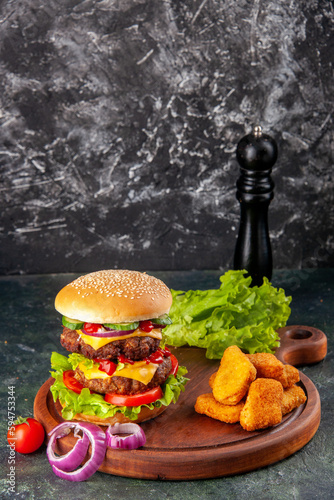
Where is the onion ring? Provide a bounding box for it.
[47,422,107,481]
[47,423,90,472]
[106,422,146,450]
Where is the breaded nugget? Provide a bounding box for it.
[240,378,283,431]
[195,393,244,423]
[281,364,300,389]
[210,360,299,390]
[281,384,307,415]
[246,353,300,388]
[246,353,286,384]
[212,346,256,405]
[209,371,217,389]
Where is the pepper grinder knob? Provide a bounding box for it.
[233,126,278,286]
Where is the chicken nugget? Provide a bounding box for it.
[212,345,257,405]
[240,378,283,431]
[281,384,306,415]
[195,393,244,423]
[281,364,300,389]
[209,371,217,389]
[246,353,286,384]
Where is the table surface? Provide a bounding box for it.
[0,269,333,500]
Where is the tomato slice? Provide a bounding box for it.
[63,370,85,394]
[169,354,179,376]
[104,386,163,407]
[84,322,103,333]
[139,320,154,332]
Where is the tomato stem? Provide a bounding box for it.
[14,416,30,426]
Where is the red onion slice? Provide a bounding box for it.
[81,328,135,338]
[106,423,146,450]
[47,422,107,482]
[47,423,90,472]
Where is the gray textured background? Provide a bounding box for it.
[1,0,333,275]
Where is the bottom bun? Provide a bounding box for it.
[60,402,167,426]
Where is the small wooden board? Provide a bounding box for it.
[34,325,326,480]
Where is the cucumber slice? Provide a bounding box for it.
[150,314,172,326]
[62,316,84,330]
[103,321,140,331]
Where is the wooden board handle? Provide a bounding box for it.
[275,325,327,366]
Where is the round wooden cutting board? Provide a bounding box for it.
[34,325,326,480]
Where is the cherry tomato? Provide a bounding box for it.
[140,320,154,333]
[63,370,85,394]
[84,322,102,333]
[169,354,179,376]
[7,417,45,454]
[104,386,163,407]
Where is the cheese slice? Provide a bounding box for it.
[114,361,159,385]
[78,362,111,380]
[77,327,162,351]
[78,360,159,385]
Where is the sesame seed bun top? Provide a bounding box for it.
[54,269,173,324]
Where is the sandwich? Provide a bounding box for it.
[50,269,188,425]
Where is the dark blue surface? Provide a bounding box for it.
[0,269,333,499]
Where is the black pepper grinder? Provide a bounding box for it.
[233,126,278,286]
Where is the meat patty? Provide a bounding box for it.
[74,356,172,395]
[60,327,160,361]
